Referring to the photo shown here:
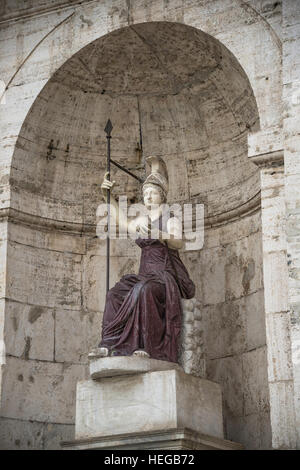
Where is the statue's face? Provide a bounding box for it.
[143,185,162,209]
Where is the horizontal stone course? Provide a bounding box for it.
[0,416,74,450]
[1,356,88,424]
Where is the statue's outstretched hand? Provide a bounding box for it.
[101,172,115,198]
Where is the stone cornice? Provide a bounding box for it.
[204,191,261,227]
[0,193,261,235]
[248,126,284,168]
[249,150,284,169]
[0,207,94,235]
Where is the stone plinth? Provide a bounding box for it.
[62,428,244,450]
[61,357,237,450]
[89,356,181,379]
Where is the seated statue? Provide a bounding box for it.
[89,156,195,363]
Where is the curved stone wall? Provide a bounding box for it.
[10,22,260,225]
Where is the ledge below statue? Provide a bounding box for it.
[89,355,182,379]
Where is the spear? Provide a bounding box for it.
[103,119,144,295]
[104,119,113,294]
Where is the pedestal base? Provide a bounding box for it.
[62,428,243,450]
[62,357,242,450]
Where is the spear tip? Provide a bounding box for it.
[104,119,113,136]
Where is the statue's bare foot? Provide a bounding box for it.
[132,350,150,358]
[88,347,109,359]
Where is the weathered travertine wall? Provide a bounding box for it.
[181,210,270,449]
[0,221,8,405]
[283,0,300,450]
[0,0,297,450]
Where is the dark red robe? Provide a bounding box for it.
[99,234,195,363]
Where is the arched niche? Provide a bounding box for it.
[3,22,269,449]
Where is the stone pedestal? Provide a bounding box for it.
[61,357,242,450]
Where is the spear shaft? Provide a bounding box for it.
[104,119,113,294]
[103,119,144,295]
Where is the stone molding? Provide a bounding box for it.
[61,427,244,450]
[0,207,94,234]
[249,150,284,169]
[89,356,181,380]
[203,191,261,227]
[0,194,261,236]
[248,127,283,161]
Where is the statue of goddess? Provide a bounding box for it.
[89,156,195,363]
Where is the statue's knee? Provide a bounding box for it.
[140,282,153,295]
[140,281,162,298]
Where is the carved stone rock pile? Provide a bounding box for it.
[179,298,206,378]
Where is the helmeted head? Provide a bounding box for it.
[142,156,168,204]
[142,183,165,208]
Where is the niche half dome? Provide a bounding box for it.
[11,21,260,227]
